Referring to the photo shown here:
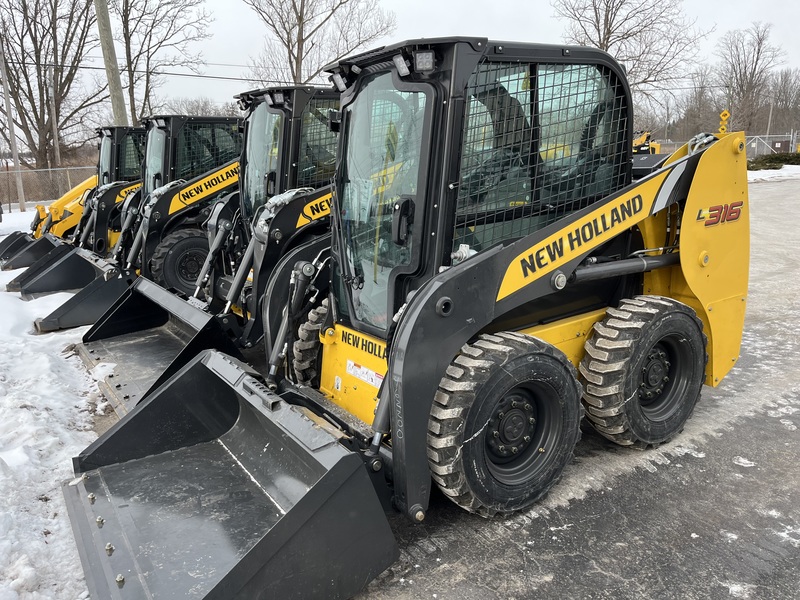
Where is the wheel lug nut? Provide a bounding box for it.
[659,351,666,359]
[524,404,532,411]
[493,431,500,438]
[663,376,669,382]
[645,392,652,399]
[511,401,518,408]
[665,361,671,368]
[511,447,519,454]
[523,435,531,443]
[498,412,504,419]
[528,417,536,424]
[499,445,506,453]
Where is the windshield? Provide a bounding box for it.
[337,71,428,330]
[241,102,282,219]
[98,134,113,185]
[143,126,167,198]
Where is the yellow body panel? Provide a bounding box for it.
[519,308,608,367]
[168,163,239,216]
[114,182,141,205]
[32,205,48,237]
[50,195,86,237]
[39,175,97,238]
[107,231,120,249]
[319,324,387,425]
[496,172,670,301]
[295,193,333,228]
[666,134,748,385]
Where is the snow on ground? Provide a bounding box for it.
[0,168,799,598]
[0,209,98,600]
[746,164,800,182]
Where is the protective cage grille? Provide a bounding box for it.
[120,131,145,181]
[176,122,243,181]
[451,61,628,256]
[297,97,339,188]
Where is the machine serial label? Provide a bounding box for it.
[295,193,333,228]
[346,360,384,389]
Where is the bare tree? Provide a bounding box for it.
[163,96,241,117]
[716,23,783,133]
[769,68,800,135]
[670,66,724,140]
[0,0,107,168]
[244,0,396,85]
[111,0,212,126]
[551,0,709,100]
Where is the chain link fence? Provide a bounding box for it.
[1,165,96,210]
[744,134,798,158]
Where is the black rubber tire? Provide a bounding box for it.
[579,295,708,448]
[427,332,583,517]
[292,299,328,386]
[149,229,208,297]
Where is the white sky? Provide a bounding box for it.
[92,0,800,106]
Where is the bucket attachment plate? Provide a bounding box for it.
[77,278,242,416]
[0,233,61,270]
[63,350,398,599]
[0,231,33,262]
[8,247,113,298]
[34,270,137,333]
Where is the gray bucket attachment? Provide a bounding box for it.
[7,247,113,298]
[0,231,32,261]
[34,270,137,333]
[0,233,61,270]
[76,278,242,416]
[62,350,398,599]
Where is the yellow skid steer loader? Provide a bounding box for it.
[63,37,748,599]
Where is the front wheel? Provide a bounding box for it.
[427,332,583,517]
[149,229,208,297]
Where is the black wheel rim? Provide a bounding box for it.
[174,248,204,288]
[638,335,693,421]
[484,384,563,486]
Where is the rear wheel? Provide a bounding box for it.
[149,229,208,297]
[427,332,583,517]
[579,295,707,447]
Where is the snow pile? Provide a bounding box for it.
[747,164,800,183]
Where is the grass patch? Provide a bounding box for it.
[748,153,800,171]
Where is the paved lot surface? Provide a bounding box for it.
[358,180,800,600]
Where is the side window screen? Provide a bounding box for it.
[452,61,627,257]
[297,97,339,188]
[176,122,242,181]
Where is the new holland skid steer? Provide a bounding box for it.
[0,126,144,268]
[73,86,338,416]
[63,38,748,599]
[10,116,242,310]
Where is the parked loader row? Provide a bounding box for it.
[0,36,750,600]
